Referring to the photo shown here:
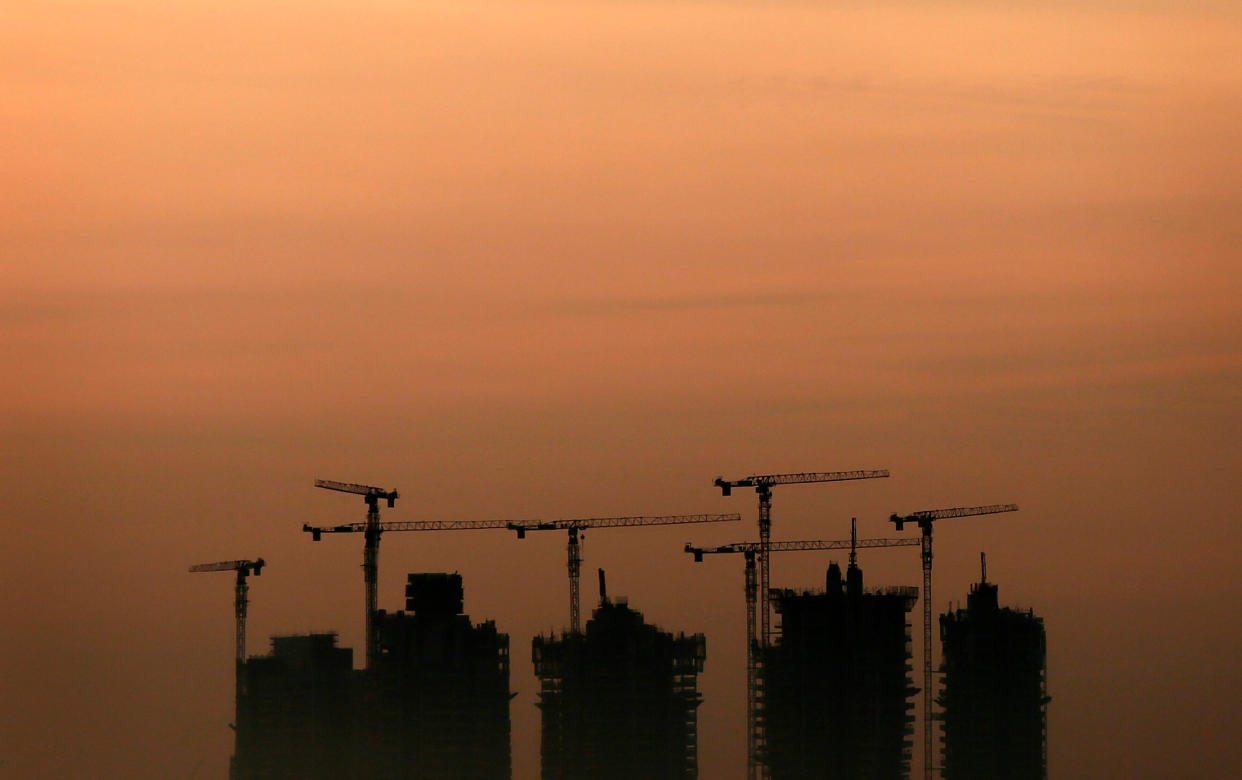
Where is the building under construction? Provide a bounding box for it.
[232,632,357,779]
[762,561,917,779]
[362,572,512,779]
[938,562,1048,780]
[232,573,511,779]
[532,588,706,779]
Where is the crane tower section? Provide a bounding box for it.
[713,470,890,652]
[313,478,399,670]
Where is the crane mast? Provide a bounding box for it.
[713,470,890,652]
[189,558,266,664]
[687,529,917,780]
[189,557,265,744]
[890,503,1019,780]
[312,479,398,670]
[744,549,758,779]
[507,513,741,634]
[568,525,582,634]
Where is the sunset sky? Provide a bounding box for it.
[3,1,1241,777]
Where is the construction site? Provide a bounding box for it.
[190,473,1048,779]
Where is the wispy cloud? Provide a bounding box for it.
[539,290,837,317]
[725,72,1158,115]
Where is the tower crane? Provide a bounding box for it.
[304,518,519,539]
[189,558,266,665]
[506,513,741,634]
[304,511,742,639]
[312,479,398,669]
[713,470,890,649]
[189,558,265,736]
[889,503,1019,780]
[686,521,917,780]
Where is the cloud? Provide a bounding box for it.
[539,290,838,317]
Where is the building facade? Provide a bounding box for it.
[763,562,917,779]
[233,633,356,779]
[938,571,1048,780]
[533,597,706,779]
[363,572,512,779]
[232,573,511,779]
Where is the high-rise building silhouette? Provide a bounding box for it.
[362,573,512,779]
[762,561,917,779]
[938,562,1048,780]
[532,594,706,779]
[231,573,511,779]
[232,633,356,779]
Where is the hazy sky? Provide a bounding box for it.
[3,1,1241,778]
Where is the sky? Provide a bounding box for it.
[2,0,1241,777]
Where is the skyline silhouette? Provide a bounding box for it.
[5,0,1240,777]
[218,553,1042,779]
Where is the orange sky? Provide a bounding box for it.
[3,1,1241,777]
